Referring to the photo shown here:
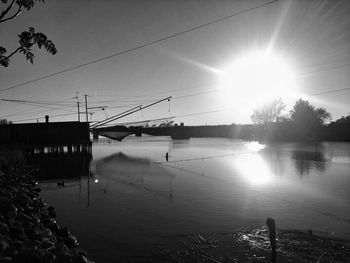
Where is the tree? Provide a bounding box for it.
[290,99,331,126]
[0,0,57,67]
[289,99,331,140]
[0,118,12,124]
[334,113,350,123]
[251,98,286,125]
[158,120,174,127]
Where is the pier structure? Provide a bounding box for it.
[0,122,92,178]
[0,121,91,153]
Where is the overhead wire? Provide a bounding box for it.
[0,0,279,93]
[90,83,215,99]
[1,0,349,122]
[1,100,77,113]
[307,87,350,97]
[4,79,350,123]
[1,0,349,124]
[298,62,350,76]
[13,112,78,123]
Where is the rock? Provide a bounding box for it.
[43,218,59,233]
[0,165,94,263]
[77,250,87,257]
[33,188,41,193]
[54,253,73,263]
[51,241,70,257]
[0,257,12,262]
[15,193,30,207]
[65,235,79,248]
[10,240,24,251]
[14,247,40,263]
[0,197,11,212]
[5,205,18,220]
[9,226,25,238]
[0,238,9,253]
[41,239,55,249]
[38,249,55,262]
[48,210,57,218]
[40,227,53,238]
[58,227,71,238]
[0,221,9,235]
[18,212,33,223]
[72,254,89,263]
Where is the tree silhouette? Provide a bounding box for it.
[251,98,286,124]
[290,99,331,140]
[334,113,350,123]
[0,118,12,124]
[0,0,57,67]
[290,99,331,126]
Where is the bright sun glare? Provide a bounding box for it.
[234,154,272,185]
[219,50,298,107]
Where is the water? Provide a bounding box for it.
[40,137,350,262]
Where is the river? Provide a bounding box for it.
[40,137,350,262]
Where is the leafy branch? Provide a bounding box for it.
[0,0,44,22]
[0,1,57,67]
[0,27,57,67]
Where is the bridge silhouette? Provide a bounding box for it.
[93,124,189,141]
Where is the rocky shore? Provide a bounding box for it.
[0,161,95,263]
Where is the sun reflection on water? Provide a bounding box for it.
[233,154,272,185]
[245,141,266,152]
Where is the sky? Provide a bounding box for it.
[0,0,349,125]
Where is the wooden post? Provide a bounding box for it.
[266,218,276,263]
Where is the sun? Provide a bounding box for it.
[219,50,298,107]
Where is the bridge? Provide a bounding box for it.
[93,124,190,141]
[92,123,254,141]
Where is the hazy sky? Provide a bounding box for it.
[0,0,349,125]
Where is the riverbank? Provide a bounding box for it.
[121,227,350,262]
[0,157,95,262]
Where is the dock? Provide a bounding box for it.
[0,122,92,179]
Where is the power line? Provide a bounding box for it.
[0,0,278,93]
[308,87,350,97]
[1,98,76,107]
[1,99,77,113]
[91,83,215,99]
[298,63,350,76]
[300,57,350,70]
[5,68,350,122]
[13,112,77,123]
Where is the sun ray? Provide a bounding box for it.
[155,46,221,75]
[267,0,293,53]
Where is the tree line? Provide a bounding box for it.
[251,98,350,141]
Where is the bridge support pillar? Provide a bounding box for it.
[92,130,99,141]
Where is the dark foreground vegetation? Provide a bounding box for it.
[0,149,94,263]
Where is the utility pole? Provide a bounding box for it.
[85,94,88,123]
[77,102,80,122]
[75,92,80,122]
